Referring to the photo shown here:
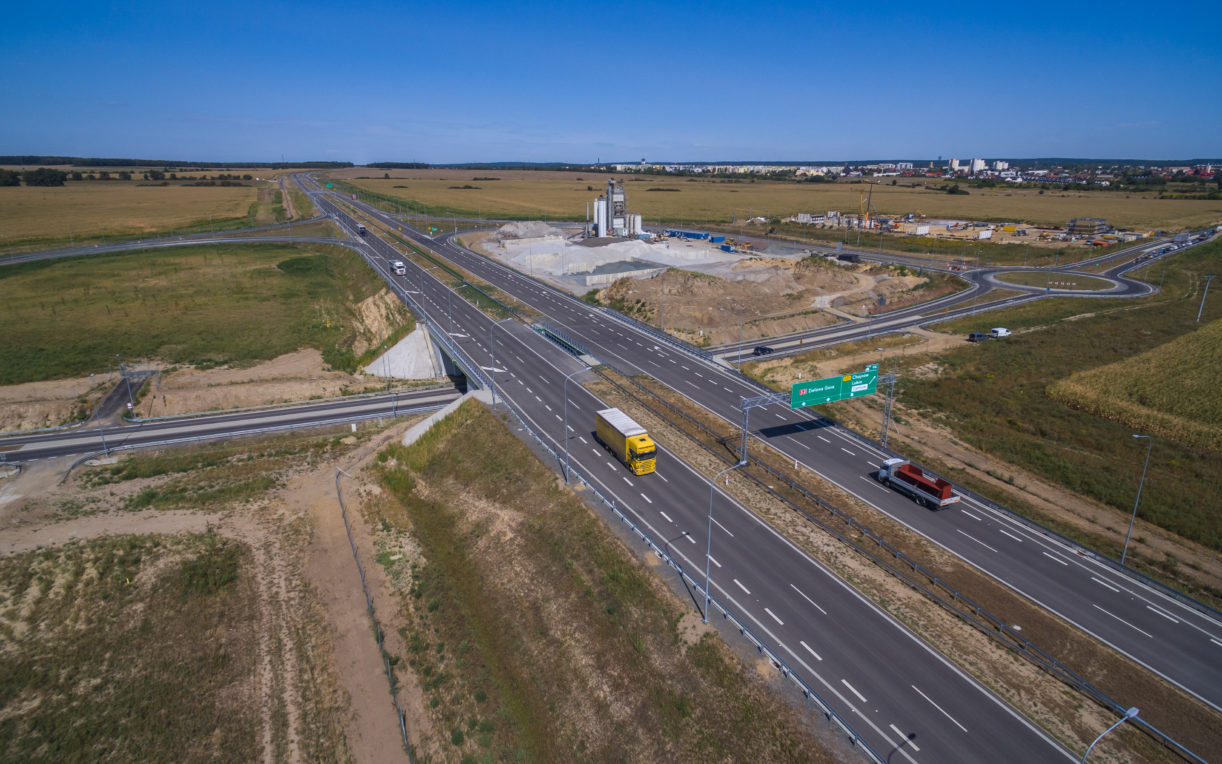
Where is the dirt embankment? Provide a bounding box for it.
[0,376,109,432]
[595,256,947,345]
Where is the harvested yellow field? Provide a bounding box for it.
[336,169,1222,230]
[1048,316,1222,451]
[0,182,257,248]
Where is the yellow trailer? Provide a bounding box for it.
[595,408,657,475]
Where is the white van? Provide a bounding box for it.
[392,260,407,275]
[989,327,1011,338]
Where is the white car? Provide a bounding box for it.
[989,327,1012,338]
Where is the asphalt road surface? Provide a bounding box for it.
[304,181,1075,762]
[318,180,1222,720]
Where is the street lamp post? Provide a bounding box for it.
[562,369,581,483]
[1122,434,1154,566]
[1081,707,1138,762]
[489,319,511,410]
[704,460,748,623]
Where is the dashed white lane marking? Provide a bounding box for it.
[889,724,920,752]
[998,528,1024,543]
[656,473,668,482]
[912,685,968,733]
[659,511,673,523]
[817,435,830,443]
[1092,604,1153,638]
[685,534,697,545]
[733,579,750,595]
[606,461,616,470]
[623,477,634,487]
[578,436,588,444]
[534,395,542,402]
[543,404,552,411]
[1091,576,1120,593]
[1042,551,1069,566]
[640,493,652,504]
[710,517,734,537]
[723,387,734,393]
[961,509,983,521]
[1146,605,1180,624]
[708,555,722,568]
[840,447,855,455]
[764,607,784,626]
[789,583,828,615]
[794,440,811,450]
[841,679,868,704]
[1211,638,1222,648]
[800,640,822,661]
[956,529,999,553]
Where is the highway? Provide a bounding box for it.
[316,179,1222,719]
[303,182,1073,762]
[1,386,462,462]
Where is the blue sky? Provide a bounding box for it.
[2,1,1219,163]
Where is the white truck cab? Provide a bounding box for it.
[392,261,407,275]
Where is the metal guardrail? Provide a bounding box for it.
[595,306,716,362]
[532,322,588,357]
[334,470,417,762]
[596,369,1207,764]
[450,370,887,763]
[122,384,454,424]
[342,199,1209,761]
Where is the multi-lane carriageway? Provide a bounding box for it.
[304,183,1073,762]
[322,180,1222,719]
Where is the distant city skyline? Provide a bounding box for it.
[3,1,1219,163]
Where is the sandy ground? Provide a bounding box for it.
[0,418,433,762]
[0,375,111,432]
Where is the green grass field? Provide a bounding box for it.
[994,271,1115,290]
[0,533,259,761]
[0,242,410,384]
[331,169,1222,230]
[907,238,1222,554]
[1049,317,1222,451]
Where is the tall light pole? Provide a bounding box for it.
[1122,434,1153,566]
[1197,274,1216,323]
[1081,707,1138,762]
[562,369,582,483]
[488,318,511,410]
[704,460,747,623]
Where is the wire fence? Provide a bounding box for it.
[334,469,416,762]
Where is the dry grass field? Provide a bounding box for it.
[0,183,257,250]
[1049,317,1222,451]
[333,169,1222,230]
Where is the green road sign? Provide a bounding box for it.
[325,183,333,188]
[791,363,878,408]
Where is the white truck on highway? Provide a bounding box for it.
[392,260,406,275]
[876,458,960,509]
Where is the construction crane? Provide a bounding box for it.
[858,183,875,229]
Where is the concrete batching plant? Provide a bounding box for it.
[589,179,643,238]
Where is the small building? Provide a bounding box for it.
[1068,217,1108,236]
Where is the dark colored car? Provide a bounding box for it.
[752,346,775,356]
[967,332,988,343]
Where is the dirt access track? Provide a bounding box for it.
[0,420,433,763]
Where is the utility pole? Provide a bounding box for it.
[1197,274,1216,323]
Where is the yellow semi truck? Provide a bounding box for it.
[595,408,657,475]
